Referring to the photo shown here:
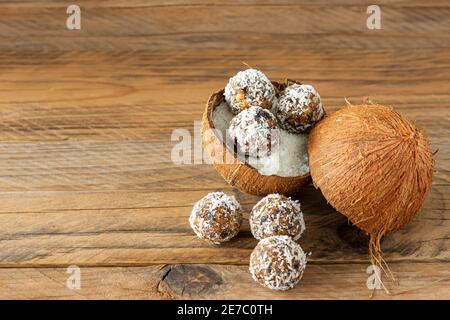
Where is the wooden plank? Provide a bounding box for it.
[0,1,449,51]
[0,185,447,267]
[3,0,450,8]
[0,141,447,191]
[0,190,261,213]
[0,263,448,299]
[0,49,448,148]
[1,49,450,106]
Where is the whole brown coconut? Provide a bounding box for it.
[308,103,434,266]
[202,81,310,196]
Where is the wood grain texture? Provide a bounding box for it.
[0,263,449,300]
[0,0,448,299]
[0,185,448,267]
[1,1,450,51]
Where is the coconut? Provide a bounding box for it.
[202,81,312,196]
[307,103,434,268]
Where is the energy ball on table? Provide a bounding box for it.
[228,106,279,158]
[189,192,243,244]
[276,84,324,133]
[224,69,277,115]
[250,194,305,240]
[249,236,307,290]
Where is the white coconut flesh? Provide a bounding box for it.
[212,101,310,177]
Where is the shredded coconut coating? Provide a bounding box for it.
[189,192,243,244]
[228,106,279,158]
[212,102,310,177]
[276,84,324,133]
[249,236,307,290]
[224,69,277,115]
[250,194,305,240]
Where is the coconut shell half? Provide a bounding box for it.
[201,81,310,196]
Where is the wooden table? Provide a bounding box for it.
[0,0,448,300]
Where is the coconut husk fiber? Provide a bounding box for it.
[308,103,434,272]
[201,80,310,196]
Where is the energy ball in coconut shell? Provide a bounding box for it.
[249,236,307,290]
[224,69,276,115]
[202,81,312,197]
[276,84,324,133]
[228,106,279,158]
[189,192,243,244]
[250,194,305,240]
[308,103,434,263]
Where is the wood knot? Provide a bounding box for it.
[158,265,223,298]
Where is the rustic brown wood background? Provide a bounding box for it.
[0,0,448,299]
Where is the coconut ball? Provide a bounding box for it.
[249,236,307,290]
[276,84,324,133]
[250,194,305,240]
[189,192,243,244]
[228,106,279,158]
[224,69,277,115]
